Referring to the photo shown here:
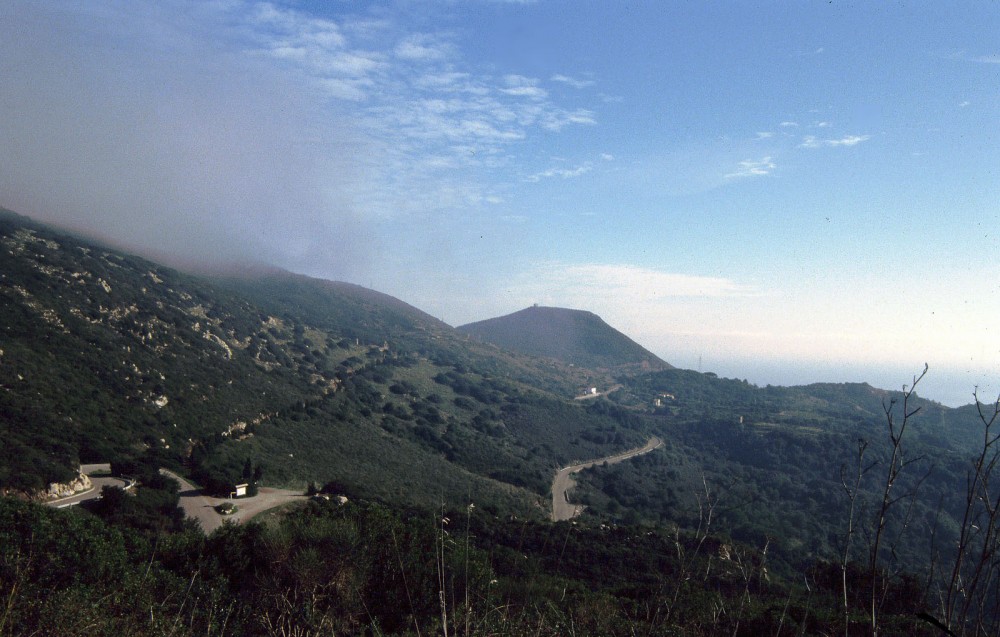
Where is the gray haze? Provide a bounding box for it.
[0,2,371,276]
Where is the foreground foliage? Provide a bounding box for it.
[0,495,944,637]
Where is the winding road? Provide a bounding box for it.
[46,464,132,509]
[550,436,663,522]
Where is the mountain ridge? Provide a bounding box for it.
[3,206,998,587]
[0,208,648,511]
[458,305,672,372]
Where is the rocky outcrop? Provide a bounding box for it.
[46,473,92,500]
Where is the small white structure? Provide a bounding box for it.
[232,483,249,498]
[589,387,598,395]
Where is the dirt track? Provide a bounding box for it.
[550,436,663,522]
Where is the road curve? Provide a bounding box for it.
[161,470,309,534]
[45,465,307,533]
[45,464,131,509]
[550,436,663,522]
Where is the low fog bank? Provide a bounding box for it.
[0,2,372,280]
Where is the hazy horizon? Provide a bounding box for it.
[2,1,997,409]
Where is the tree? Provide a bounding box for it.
[938,389,1000,635]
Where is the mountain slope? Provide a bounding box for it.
[458,305,671,372]
[0,209,649,511]
[6,207,1000,592]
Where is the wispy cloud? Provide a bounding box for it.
[452,262,766,363]
[500,74,548,100]
[948,51,1000,65]
[395,33,454,61]
[236,1,601,215]
[800,134,870,148]
[795,47,824,57]
[725,157,775,179]
[826,134,870,147]
[514,263,757,305]
[527,163,593,182]
[249,3,386,90]
[0,1,602,277]
[551,73,595,89]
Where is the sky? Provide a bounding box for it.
[2,1,998,407]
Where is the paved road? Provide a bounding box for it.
[45,464,131,509]
[46,465,307,533]
[550,436,663,522]
[573,384,624,400]
[161,470,309,534]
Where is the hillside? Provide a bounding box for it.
[0,209,647,513]
[458,305,671,372]
[4,208,1000,634]
[570,367,994,576]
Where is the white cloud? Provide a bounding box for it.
[503,74,537,87]
[959,100,971,107]
[795,47,824,57]
[800,134,870,148]
[500,74,547,100]
[395,33,452,61]
[513,263,757,304]
[527,163,593,182]
[551,73,595,89]
[236,2,601,218]
[250,3,345,50]
[826,134,870,146]
[482,263,760,344]
[780,121,799,127]
[725,157,775,179]
[317,77,373,101]
[413,71,471,90]
[755,131,774,140]
[501,85,549,100]
[541,109,597,130]
[0,0,377,275]
[965,54,1000,64]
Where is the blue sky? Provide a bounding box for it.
[2,1,998,406]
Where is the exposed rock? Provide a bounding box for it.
[46,473,92,500]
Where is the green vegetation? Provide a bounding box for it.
[0,494,945,636]
[458,305,670,372]
[4,209,1000,635]
[0,210,647,514]
[572,369,993,574]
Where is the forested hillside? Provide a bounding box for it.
[0,209,643,512]
[3,209,1000,635]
